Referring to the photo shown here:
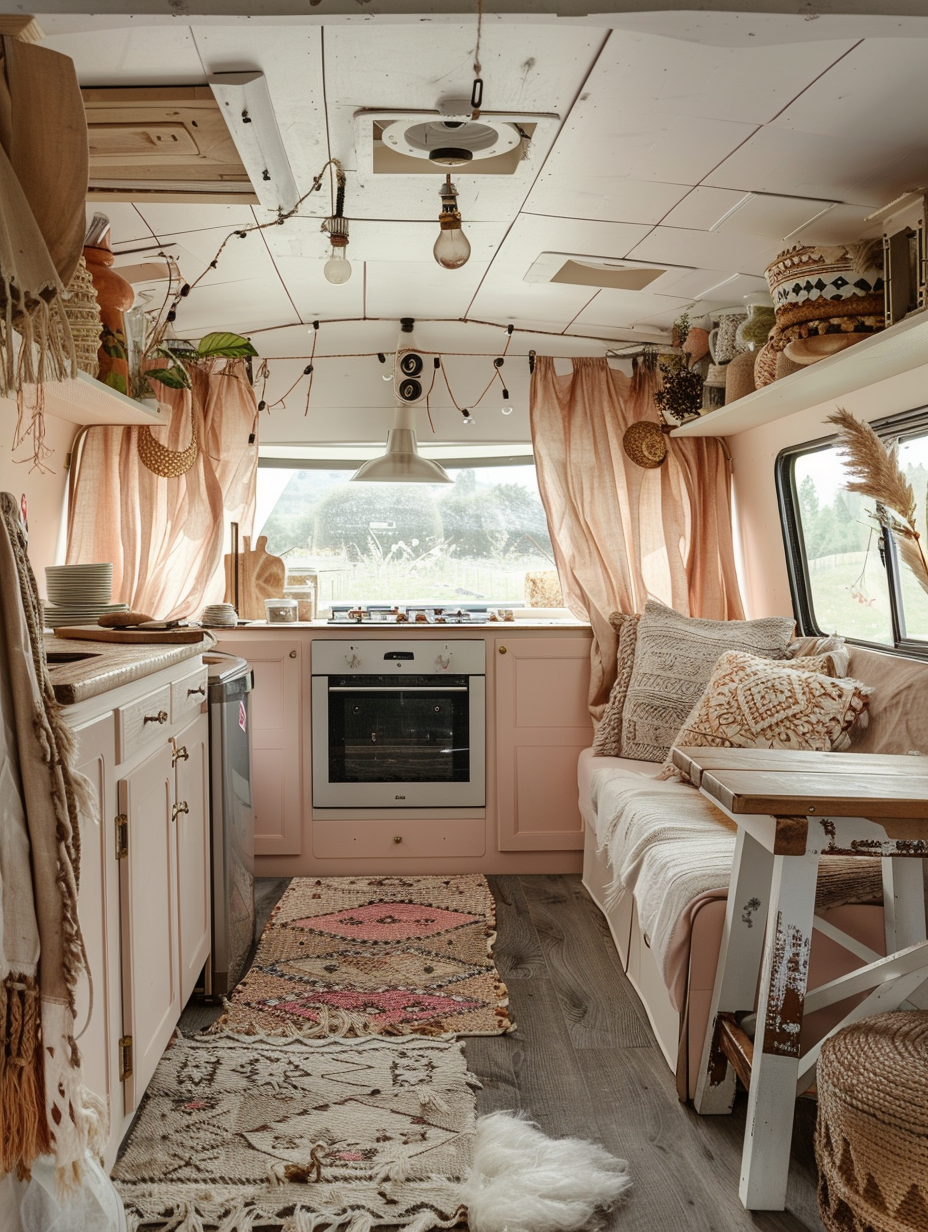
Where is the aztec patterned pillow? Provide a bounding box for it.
[592,612,641,757]
[620,600,795,763]
[661,650,872,778]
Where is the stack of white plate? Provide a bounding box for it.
[200,603,238,627]
[43,563,128,628]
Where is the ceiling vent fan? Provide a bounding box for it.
[356,102,558,177]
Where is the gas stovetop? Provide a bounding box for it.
[327,604,515,625]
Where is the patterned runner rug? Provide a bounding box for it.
[112,1033,473,1231]
[212,875,513,1038]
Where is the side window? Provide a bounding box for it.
[780,414,928,650]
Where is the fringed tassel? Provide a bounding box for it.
[0,973,51,1179]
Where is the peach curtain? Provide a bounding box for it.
[66,360,258,620]
[530,356,743,716]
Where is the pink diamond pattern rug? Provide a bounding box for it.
[211,874,514,1038]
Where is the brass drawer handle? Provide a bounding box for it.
[170,738,189,766]
[172,801,189,822]
[393,835,402,844]
[187,685,206,697]
[144,709,168,725]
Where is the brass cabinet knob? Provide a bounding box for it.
[498,645,507,654]
[393,835,403,844]
[289,650,297,658]
[144,709,168,725]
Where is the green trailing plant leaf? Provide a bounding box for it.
[145,365,192,390]
[104,371,128,394]
[196,332,258,359]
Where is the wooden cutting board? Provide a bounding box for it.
[224,534,286,620]
[55,626,208,644]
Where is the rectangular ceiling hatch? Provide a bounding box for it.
[82,86,258,204]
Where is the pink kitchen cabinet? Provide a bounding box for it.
[494,635,592,851]
[215,637,305,857]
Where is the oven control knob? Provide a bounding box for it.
[345,652,362,669]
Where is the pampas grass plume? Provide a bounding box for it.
[460,1111,631,1232]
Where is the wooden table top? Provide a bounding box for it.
[673,748,928,820]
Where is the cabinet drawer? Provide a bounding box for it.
[313,818,486,860]
[171,666,208,727]
[117,683,173,763]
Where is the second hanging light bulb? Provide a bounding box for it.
[434,174,471,270]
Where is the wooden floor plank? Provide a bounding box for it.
[579,1046,816,1232]
[486,873,547,981]
[518,873,654,1049]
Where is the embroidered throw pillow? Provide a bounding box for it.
[593,612,641,757]
[665,650,872,775]
[621,600,795,762]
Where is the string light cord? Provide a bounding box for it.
[161,157,349,330]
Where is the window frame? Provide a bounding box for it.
[776,403,928,660]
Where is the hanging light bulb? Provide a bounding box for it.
[433,173,471,270]
[500,387,513,415]
[322,165,351,283]
[324,243,351,285]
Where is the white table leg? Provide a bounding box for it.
[883,858,928,1008]
[740,848,819,1211]
[694,827,773,1114]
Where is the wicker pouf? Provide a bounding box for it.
[816,1012,928,1232]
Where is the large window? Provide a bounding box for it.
[255,446,557,609]
[779,409,928,652]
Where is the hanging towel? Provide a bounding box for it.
[0,493,105,1188]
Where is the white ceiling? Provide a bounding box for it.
[35,8,928,367]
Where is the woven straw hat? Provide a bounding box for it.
[623,421,667,468]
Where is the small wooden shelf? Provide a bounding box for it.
[2,373,164,428]
[671,310,928,438]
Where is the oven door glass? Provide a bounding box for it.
[327,674,471,784]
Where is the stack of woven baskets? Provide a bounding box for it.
[764,241,885,366]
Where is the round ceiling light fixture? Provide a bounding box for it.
[379,117,521,164]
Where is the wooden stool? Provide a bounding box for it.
[816,1012,928,1232]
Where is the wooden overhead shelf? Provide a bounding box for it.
[671,311,928,438]
[3,373,164,428]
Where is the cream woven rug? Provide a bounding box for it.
[212,875,513,1038]
[112,1033,473,1231]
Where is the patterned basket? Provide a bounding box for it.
[816,1012,928,1232]
[59,256,103,375]
[765,243,884,336]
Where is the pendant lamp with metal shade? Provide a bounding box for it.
[350,318,453,483]
[350,403,453,483]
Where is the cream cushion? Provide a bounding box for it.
[621,600,795,763]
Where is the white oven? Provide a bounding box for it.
[311,639,486,809]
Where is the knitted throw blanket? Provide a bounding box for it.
[0,493,104,1185]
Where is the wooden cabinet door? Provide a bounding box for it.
[215,638,303,856]
[495,636,592,851]
[174,713,211,1006]
[73,713,123,1171]
[118,740,179,1113]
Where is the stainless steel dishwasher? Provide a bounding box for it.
[205,652,256,996]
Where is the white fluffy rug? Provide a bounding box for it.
[463,1110,632,1232]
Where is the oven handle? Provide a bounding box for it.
[328,685,469,693]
